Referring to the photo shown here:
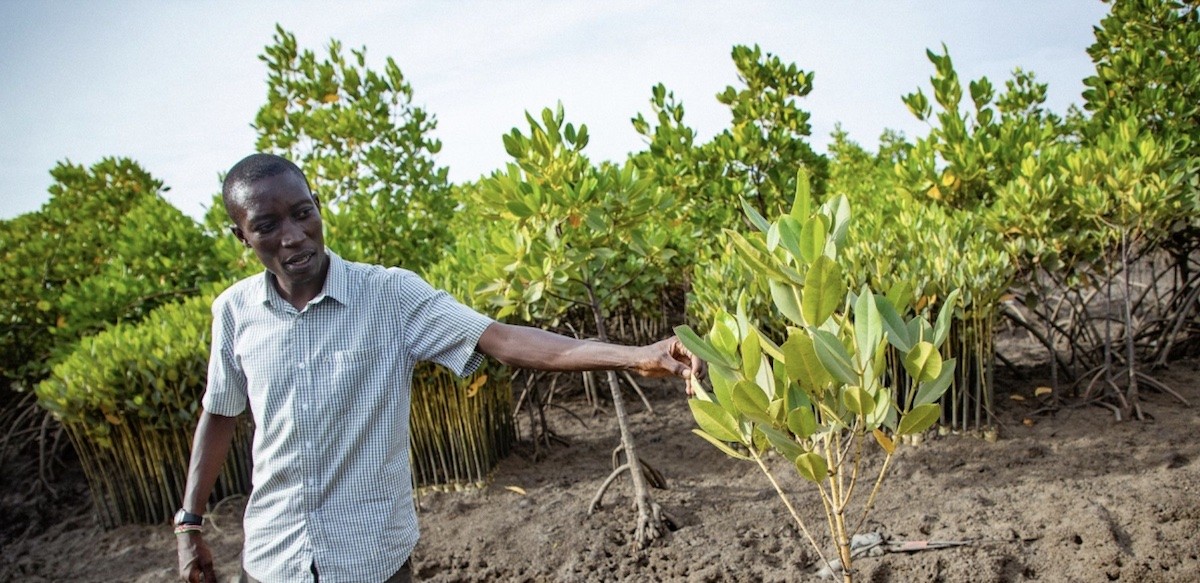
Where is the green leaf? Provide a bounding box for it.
[786,406,818,439]
[710,318,740,362]
[673,325,733,369]
[932,289,960,347]
[876,295,914,353]
[794,452,829,483]
[897,403,941,435]
[781,332,831,394]
[732,381,773,426]
[759,425,804,461]
[727,230,787,281]
[776,215,805,261]
[791,167,812,220]
[689,399,744,443]
[854,288,883,369]
[811,329,857,386]
[802,256,846,326]
[741,199,771,234]
[741,326,763,381]
[914,357,955,406]
[843,386,872,417]
[903,341,943,382]
[798,215,827,264]
[692,429,752,461]
[769,280,805,327]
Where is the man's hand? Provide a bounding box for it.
[177,532,216,582]
[634,335,705,390]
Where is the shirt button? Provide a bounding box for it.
[306,441,313,449]
[302,403,309,411]
[298,362,306,370]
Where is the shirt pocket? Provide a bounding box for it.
[324,349,381,394]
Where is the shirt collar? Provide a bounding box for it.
[256,248,350,309]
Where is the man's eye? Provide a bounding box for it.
[254,223,275,233]
[296,209,312,219]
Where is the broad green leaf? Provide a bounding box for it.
[913,357,956,406]
[711,318,740,362]
[868,387,891,428]
[885,280,914,313]
[732,381,773,426]
[798,215,828,264]
[781,332,831,394]
[903,341,943,382]
[673,325,733,369]
[794,452,829,483]
[777,215,804,261]
[783,381,810,413]
[505,200,533,218]
[727,230,787,281]
[689,399,743,443]
[709,365,738,413]
[896,403,941,435]
[876,295,913,353]
[854,288,883,369]
[692,429,751,461]
[812,329,857,386]
[802,256,846,326]
[767,398,786,425]
[759,425,804,461]
[741,327,762,381]
[787,406,818,439]
[932,289,960,347]
[741,199,771,234]
[791,167,812,220]
[843,386,872,417]
[769,280,806,326]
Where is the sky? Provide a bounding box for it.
[0,1,1112,222]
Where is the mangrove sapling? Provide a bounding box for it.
[677,189,958,582]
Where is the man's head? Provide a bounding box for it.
[222,154,328,295]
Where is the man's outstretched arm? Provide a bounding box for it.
[176,411,238,583]
[476,322,701,380]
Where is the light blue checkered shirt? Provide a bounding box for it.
[203,251,494,582]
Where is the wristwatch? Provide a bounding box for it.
[173,508,204,527]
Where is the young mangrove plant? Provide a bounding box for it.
[676,183,957,581]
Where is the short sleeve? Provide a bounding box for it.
[398,273,494,378]
[201,293,248,416]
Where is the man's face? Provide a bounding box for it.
[228,171,327,289]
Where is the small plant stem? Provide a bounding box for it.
[852,453,894,536]
[748,447,832,572]
[843,429,865,507]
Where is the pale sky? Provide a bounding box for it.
[0,1,1111,221]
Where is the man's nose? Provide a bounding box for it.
[280,220,305,247]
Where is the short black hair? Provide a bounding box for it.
[221,153,312,220]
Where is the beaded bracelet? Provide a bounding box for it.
[174,524,204,535]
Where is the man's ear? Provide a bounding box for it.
[313,194,322,214]
[230,226,250,248]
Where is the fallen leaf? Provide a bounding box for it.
[1010,394,1026,401]
[1034,386,1053,398]
[505,485,527,496]
[1023,418,1035,427]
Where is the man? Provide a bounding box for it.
[176,153,699,582]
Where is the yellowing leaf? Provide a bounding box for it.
[467,374,488,397]
[872,429,896,454]
[322,92,339,103]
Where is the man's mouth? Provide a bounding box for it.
[285,250,315,268]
